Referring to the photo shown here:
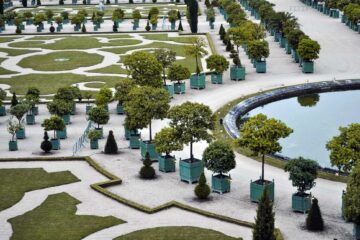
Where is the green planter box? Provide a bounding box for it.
[179,159,203,183]
[256,61,267,73]
[279,36,286,48]
[190,74,206,90]
[212,174,231,194]
[330,9,339,18]
[117,104,125,114]
[274,32,281,42]
[250,180,275,203]
[140,140,159,161]
[31,106,38,115]
[129,133,141,149]
[56,128,67,139]
[285,43,291,54]
[164,84,174,98]
[292,193,312,213]
[302,61,314,73]
[174,82,186,94]
[291,49,300,63]
[63,114,70,125]
[171,22,176,30]
[211,73,223,84]
[16,128,26,139]
[90,139,99,149]
[158,155,176,172]
[95,127,103,138]
[9,140,18,151]
[51,138,60,150]
[230,66,245,81]
[0,106,5,116]
[26,114,35,125]
[354,224,360,240]
[86,105,92,114]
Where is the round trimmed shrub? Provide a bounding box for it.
[140,152,156,179]
[194,173,210,199]
[40,131,52,153]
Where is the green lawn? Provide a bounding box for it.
[0,58,17,75]
[0,73,123,95]
[8,192,125,240]
[114,227,242,240]
[0,48,39,56]
[141,34,198,43]
[0,37,19,43]
[9,37,142,50]
[18,51,104,71]
[87,64,128,75]
[0,168,79,211]
[84,82,107,89]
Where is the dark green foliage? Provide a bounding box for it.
[233,54,242,67]
[37,0,41,5]
[106,0,110,4]
[40,131,52,153]
[178,20,183,31]
[16,26,21,34]
[81,23,86,33]
[129,0,133,3]
[104,130,118,154]
[219,24,225,36]
[205,0,210,8]
[253,186,275,240]
[306,198,324,231]
[194,173,210,199]
[177,10,181,20]
[145,20,151,31]
[226,40,232,52]
[140,152,156,179]
[188,0,198,33]
[11,92,18,107]
[203,140,235,174]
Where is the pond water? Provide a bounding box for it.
[240,90,360,168]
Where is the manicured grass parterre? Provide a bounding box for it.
[114,226,243,240]
[84,82,107,89]
[0,58,17,75]
[18,51,104,71]
[0,168,79,211]
[88,64,128,75]
[0,48,39,56]
[8,192,125,240]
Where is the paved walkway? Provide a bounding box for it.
[0,0,359,239]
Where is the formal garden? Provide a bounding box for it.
[0,0,359,238]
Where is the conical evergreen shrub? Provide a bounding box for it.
[178,20,183,31]
[139,152,155,179]
[306,198,324,231]
[81,23,86,33]
[253,186,275,240]
[194,172,210,199]
[219,24,225,36]
[11,92,18,107]
[226,40,232,52]
[104,130,118,154]
[40,131,52,153]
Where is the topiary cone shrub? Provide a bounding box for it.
[140,152,156,179]
[104,130,118,154]
[253,186,275,240]
[40,131,52,153]
[194,172,210,199]
[306,198,324,231]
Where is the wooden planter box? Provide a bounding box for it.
[0,105,6,116]
[51,138,60,150]
[129,133,141,149]
[292,193,312,213]
[140,140,159,161]
[26,114,35,125]
[174,82,186,94]
[8,140,18,151]
[179,158,203,184]
[171,22,176,30]
[90,139,99,149]
[31,106,38,115]
[302,61,314,73]
[291,49,300,63]
[250,179,275,203]
[354,224,360,240]
[230,65,245,81]
[117,104,125,114]
[16,128,26,139]
[212,174,231,194]
[279,36,286,48]
[190,74,206,90]
[158,155,176,172]
[63,114,71,125]
[164,84,174,98]
[56,128,67,139]
[211,73,223,84]
[256,61,267,73]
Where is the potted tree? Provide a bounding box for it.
[95,86,112,112]
[45,9,54,23]
[168,101,215,183]
[124,116,141,149]
[154,49,176,98]
[41,115,65,150]
[154,127,183,172]
[114,79,136,114]
[54,86,77,115]
[168,10,178,30]
[236,113,293,202]
[61,11,69,24]
[0,88,7,116]
[71,15,81,31]
[285,157,318,213]
[33,13,45,32]
[23,11,33,25]
[7,118,21,151]
[203,140,236,193]
[26,87,40,115]
[206,54,229,84]
[247,40,270,73]
[124,86,170,161]
[185,38,208,89]
[150,15,158,30]
[132,9,141,29]
[54,16,63,32]
[286,28,306,63]
[87,129,102,149]
[231,54,245,81]
[87,106,109,139]
[206,8,215,29]
[167,63,190,94]
[297,38,321,73]
[47,99,73,126]
[10,103,30,139]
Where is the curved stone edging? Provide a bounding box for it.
[224,79,360,139]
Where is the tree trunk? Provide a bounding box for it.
[261,154,265,181]
[149,121,152,142]
[163,68,166,85]
[190,140,193,161]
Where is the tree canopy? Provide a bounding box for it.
[206,54,229,74]
[344,163,360,224]
[114,79,136,105]
[154,127,183,156]
[154,49,176,84]
[87,106,110,128]
[203,140,236,174]
[185,38,208,74]
[297,38,320,61]
[167,64,191,83]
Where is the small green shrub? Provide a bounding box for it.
[306,198,324,231]
[139,152,155,179]
[104,130,118,154]
[40,131,52,153]
[194,173,210,199]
